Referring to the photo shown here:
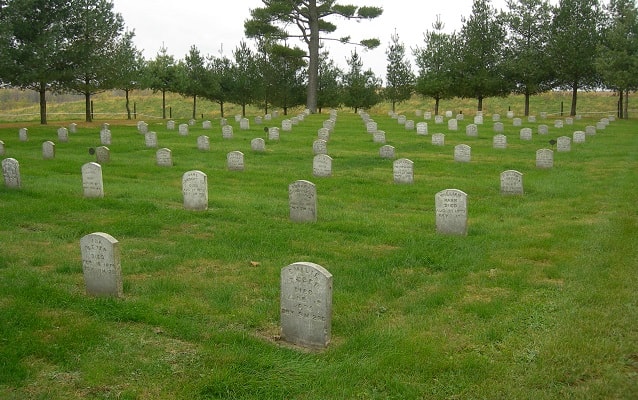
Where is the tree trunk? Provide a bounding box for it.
[306,0,319,113]
[624,90,629,119]
[219,101,224,118]
[434,97,440,116]
[85,92,92,122]
[524,90,530,117]
[618,89,624,119]
[392,100,396,113]
[192,95,197,120]
[162,90,166,119]
[39,82,47,125]
[477,95,483,112]
[125,89,131,120]
[570,82,578,116]
[242,103,246,117]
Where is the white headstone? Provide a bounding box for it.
[282,119,292,132]
[520,128,533,141]
[19,128,28,142]
[178,124,189,136]
[500,170,524,195]
[313,154,333,177]
[454,144,471,163]
[227,151,245,171]
[167,120,176,130]
[182,170,208,211]
[57,127,69,143]
[536,149,554,169]
[554,120,563,128]
[448,119,458,131]
[573,131,586,143]
[100,129,111,145]
[507,111,514,118]
[42,140,55,159]
[372,131,386,144]
[557,136,571,152]
[513,118,522,127]
[202,120,212,129]
[156,148,173,167]
[432,133,445,146]
[528,115,537,123]
[222,125,233,139]
[435,189,468,236]
[2,158,21,189]
[240,118,250,130]
[466,124,478,137]
[145,131,158,148]
[251,138,265,152]
[445,110,453,118]
[82,162,104,198]
[397,115,407,125]
[585,126,596,136]
[0,141,5,156]
[492,114,501,122]
[538,125,549,135]
[234,114,241,122]
[268,127,280,141]
[416,122,428,135]
[424,111,432,120]
[435,115,444,124]
[493,134,507,149]
[69,123,77,133]
[493,122,504,133]
[197,135,210,151]
[379,145,395,159]
[313,139,328,155]
[80,232,122,297]
[474,115,483,125]
[280,262,332,349]
[317,128,330,141]
[95,146,110,164]
[393,158,414,184]
[289,180,317,223]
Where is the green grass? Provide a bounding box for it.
[0,99,637,399]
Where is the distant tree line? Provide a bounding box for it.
[1,0,637,124]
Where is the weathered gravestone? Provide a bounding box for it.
[540,112,548,119]
[500,170,524,195]
[448,119,458,131]
[197,135,210,151]
[167,120,176,130]
[536,148,554,169]
[202,120,212,130]
[596,121,606,130]
[251,138,265,152]
[585,126,596,136]
[2,157,21,189]
[156,148,173,167]
[19,128,28,142]
[222,125,233,139]
[493,134,507,149]
[82,162,104,198]
[435,189,468,236]
[57,127,69,143]
[323,119,335,132]
[178,124,189,136]
[397,115,407,125]
[466,124,478,137]
[554,120,564,128]
[240,118,250,130]
[416,122,428,135]
[69,123,77,133]
[100,129,111,145]
[435,115,444,124]
[557,136,571,152]
[492,114,501,122]
[405,120,415,130]
[379,145,395,159]
[313,139,328,155]
[318,128,330,141]
[372,131,386,144]
[182,170,208,211]
[234,114,242,122]
[268,127,280,141]
[528,115,537,123]
[432,133,445,146]
[227,151,245,171]
[313,154,333,177]
[95,146,110,164]
[445,110,453,118]
[393,158,414,184]
[538,124,549,135]
[289,180,317,223]
[282,119,292,132]
[424,111,432,120]
[565,117,574,125]
[145,131,158,148]
[42,140,55,160]
[493,122,504,133]
[573,131,586,144]
[80,232,122,297]
[280,262,332,349]
[454,144,471,163]
[520,128,533,141]
[366,121,378,133]
[513,117,522,127]
[474,115,483,125]
[254,116,263,125]
[507,111,515,118]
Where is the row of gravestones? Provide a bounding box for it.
[80,231,331,349]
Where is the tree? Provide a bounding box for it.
[458,0,510,111]
[549,0,602,116]
[244,0,382,113]
[413,16,458,116]
[203,55,232,118]
[176,45,209,120]
[503,0,554,116]
[62,0,128,122]
[144,45,178,119]
[317,50,343,113]
[265,44,307,115]
[342,50,381,113]
[384,31,415,113]
[0,0,73,124]
[596,0,638,118]
[111,30,144,120]
[229,41,260,117]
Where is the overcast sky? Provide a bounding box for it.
[111,0,510,78]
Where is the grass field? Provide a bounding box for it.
[1,94,637,399]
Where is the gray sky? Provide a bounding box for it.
[112,0,510,77]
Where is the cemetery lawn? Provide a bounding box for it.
[1,109,637,399]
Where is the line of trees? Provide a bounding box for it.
[1,0,638,124]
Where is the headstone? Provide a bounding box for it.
[493,134,507,149]
[268,127,280,141]
[82,162,104,198]
[80,232,123,297]
[366,121,378,133]
[474,115,483,125]
[323,119,335,132]
[379,145,395,159]
[103,123,110,132]
[251,138,265,152]
[416,122,428,135]
[100,129,111,145]
[220,118,228,126]
[234,114,241,122]
[513,118,522,127]
[272,110,279,118]
[435,189,468,236]
[138,122,148,134]
[280,262,332,349]
[520,128,533,141]
[2,158,21,189]
[372,131,386,144]
[596,121,606,130]
[536,149,554,169]
[282,119,292,132]
[318,128,330,141]
[289,180,317,223]
[397,115,407,125]
[178,124,189,136]
[197,135,210,151]
[432,133,445,146]
[42,140,55,159]
[466,124,478,137]
[447,119,458,131]
[145,131,158,148]
[227,151,245,171]
[182,170,208,211]
[254,116,263,125]
[19,128,28,142]
[265,113,272,121]
[69,123,77,133]
[424,111,432,120]
[540,112,548,119]
[95,146,110,164]
[573,131,586,144]
[313,154,333,177]
[222,125,233,139]
[565,117,574,125]
[202,120,212,129]
[0,141,5,156]
[557,136,571,152]
[435,115,444,124]
[500,170,524,195]
[57,127,69,143]
[554,120,563,128]
[240,118,250,130]
[507,111,514,118]
[492,114,501,122]
[313,139,328,155]
[445,110,453,118]
[456,113,464,121]
[393,158,414,184]
[405,120,415,130]
[493,122,504,133]
[415,109,423,117]
[454,144,471,163]
[528,115,537,123]
[167,120,176,130]
[585,126,596,136]
[538,124,549,135]
[156,148,173,167]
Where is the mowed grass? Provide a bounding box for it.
[0,106,637,399]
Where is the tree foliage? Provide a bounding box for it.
[384,31,415,113]
[342,50,381,113]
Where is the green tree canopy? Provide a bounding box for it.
[384,31,415,113]
[342,50,381,113]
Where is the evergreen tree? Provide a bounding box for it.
[229,41,260,117]
[342,50,381,113]
[384,31,415,113]
[176,45,209,120]
[244,0,382,113]
[204,55,233,118]
[112,31,144,120]
[317,50,343,113]
[144,45,178,119]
